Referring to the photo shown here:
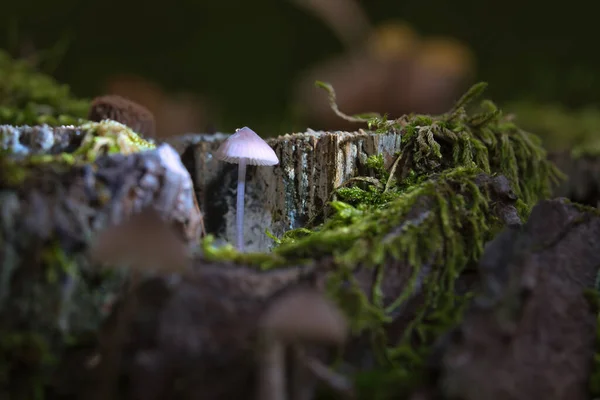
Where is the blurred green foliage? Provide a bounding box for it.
[0,50,89,125]
[506,101,600,156]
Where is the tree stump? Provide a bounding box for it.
[170,130,402,252]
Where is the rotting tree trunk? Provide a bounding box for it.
[0,143,203,399]
[50,172,521,400]
[413,199,600,400]
[168,130,402,252]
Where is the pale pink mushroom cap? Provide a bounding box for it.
[216,126,279,166]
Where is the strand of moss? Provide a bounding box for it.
[0,50,90,126]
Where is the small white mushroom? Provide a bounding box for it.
[257,288,349,400]
[215,127,279,252]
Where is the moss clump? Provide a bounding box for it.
[505,101,600,158]
[73,120,155,160]
[0,50,90,126]
[315,82,563,206]
[201,83,562,397]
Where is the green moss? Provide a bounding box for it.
[41,240,77,284]
[201,234,286,268]
[1,77,565,398]
[0,50,90,126]
[317,82,564,206]
[200,83,563,398]
[73,120,155,160]
[276,166,492,329]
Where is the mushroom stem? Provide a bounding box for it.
[258,336,287,400]
[236,158,247,252]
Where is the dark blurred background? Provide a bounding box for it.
[0,0,596,138]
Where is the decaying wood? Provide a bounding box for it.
[169,130,402,252]
[0,143,203,348]
[49,172,520,400]
[415,199,600,400]
[4,122,588,400]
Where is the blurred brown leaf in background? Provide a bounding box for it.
[291,0,476,131]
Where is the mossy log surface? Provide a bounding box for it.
[416,199,600,400]
[0,135,202,399]
[170,130,402,252]
[47,172,519,400]
[0,82,576,400]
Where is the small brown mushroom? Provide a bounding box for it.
[85,208,191,400]
[257,288,350,400]
[88,94,157,139]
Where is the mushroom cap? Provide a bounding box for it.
[89,208,190,274]
[88,94,156,138]
[215,126,279,166]
[260,288,349,344]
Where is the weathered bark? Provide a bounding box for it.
[47,172,520,400]
[0,143,203,399]
[169,130,402,252]
[415,199,600,400]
